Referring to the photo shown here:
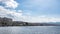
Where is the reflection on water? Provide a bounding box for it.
[0,26,60,34]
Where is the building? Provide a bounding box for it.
[12,21,27,26]
[2,17,12,26]
[0,17,3,25]
[0,17,12,26]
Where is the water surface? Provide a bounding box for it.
[0,26,60,34]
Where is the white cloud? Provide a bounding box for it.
[22,16,60,22]
[0,0,19,9]
[0,6,22,21]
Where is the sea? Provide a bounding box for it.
[0,26,60,34]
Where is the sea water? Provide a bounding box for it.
[0,26,60,34]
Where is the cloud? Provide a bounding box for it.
[22,15,60,22]
[0,6,23,21]
[0,0,19,9]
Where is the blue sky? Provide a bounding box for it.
[0,0,60,22]
[16,0,60,16]
[15,0,60,17]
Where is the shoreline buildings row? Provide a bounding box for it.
[0,17,28,26]
[0,17,60,26]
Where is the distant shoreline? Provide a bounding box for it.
[0,17,60,26]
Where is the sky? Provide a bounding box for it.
[0,0,60,22]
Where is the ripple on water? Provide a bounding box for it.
[0,26,60,34]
